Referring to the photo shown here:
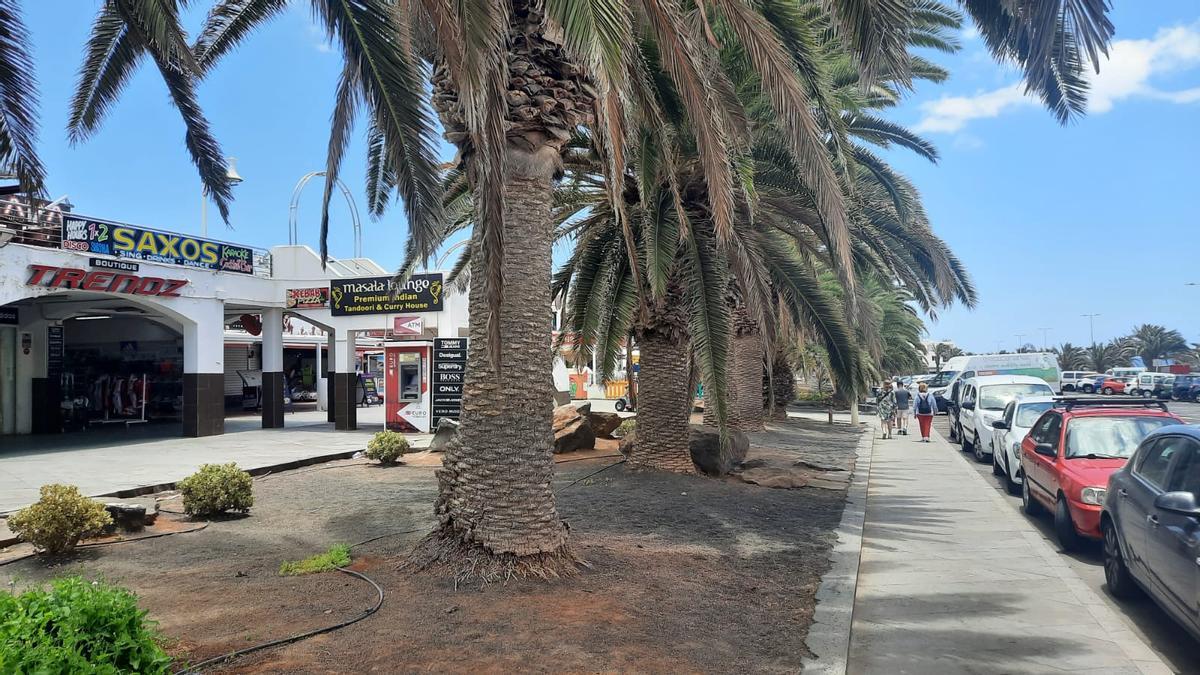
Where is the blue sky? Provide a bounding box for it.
[19,2,1200,353]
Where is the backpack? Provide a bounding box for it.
[916,393,933,415]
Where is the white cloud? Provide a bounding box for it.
[915,22,1200,134]
[962,25,980,41]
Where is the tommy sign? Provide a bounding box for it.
[329,273,443,316]
[61,215,256,274]
[26,264,188,298]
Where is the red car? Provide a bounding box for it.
[1096,376,1127,395]
[1020,399,1183,550]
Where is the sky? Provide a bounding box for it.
[17,2,1200,354]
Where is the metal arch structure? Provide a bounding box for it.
[288,171,363,258]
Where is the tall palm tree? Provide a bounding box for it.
[933,342,962,370]
[1086,340,1131,373]
[0,1,44,195]
[1054,342,1088,370]
[1127,324,1189,369]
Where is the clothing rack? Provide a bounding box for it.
[89,375,147,428]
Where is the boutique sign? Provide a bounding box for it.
[61,215,256,275]
[329,273,444,316]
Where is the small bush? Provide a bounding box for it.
[7,484,112,555]
[177,463,253,517]
[279,544,351,576]
[615,418,636,437]
[366,430,409,465]
[0,577,171,673]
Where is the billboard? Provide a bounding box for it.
[61,215,256,275]
[329,273,444,316]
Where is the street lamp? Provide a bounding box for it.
[201,157,244,237]
[1037,327,1051,350]
[1082,313,1101,346]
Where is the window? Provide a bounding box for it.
[1165,440,1200,498]
[979,383,1054,410]
[1067,417,1177,460]
[1016,402,1053,427]
[1044,415,1062,450]
[963,385,975,404]
[1134,436,1189,489]
[1003,402,1015,427]
[1029,412,1058,445]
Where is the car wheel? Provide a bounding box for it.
[1063,384,1075,392]
[1055,496,1083,552]
[1102,387,1113,395]
[1022,477,1043,516]
[974,438,987,463]
[614,398,626,412]
[1102,519,1141,600]
[992,447,1003,476]
[1130,389,1141,397]
[1082,385,1093,393]
[949,422,958,441]
[961,428,974,453]
[1005,464,1020,495]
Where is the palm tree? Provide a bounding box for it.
[932,342,962,370]
[0,1,44,195]
[1086,340,1131,373]
[1127,324,1189,369]
[1054,342,1088,370]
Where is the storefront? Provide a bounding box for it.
[0,205,468,439]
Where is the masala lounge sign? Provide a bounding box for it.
[329,273,444,316]
[61,216,256,274]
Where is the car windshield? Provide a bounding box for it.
[929,371,956,387]
[1065,416,1178,459]
[979,384,1053,410]
[1015,402,1053,427]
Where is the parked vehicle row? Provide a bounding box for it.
[957,394,1199,643]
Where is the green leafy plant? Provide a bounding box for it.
[279,544,352,576]
[177,463,253,517]
[0,577,171,673]
[7,484,112,554]
[615,419,636,438]
[365,430,409,465]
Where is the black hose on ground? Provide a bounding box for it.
[0,522,211,568]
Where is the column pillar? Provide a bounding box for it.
[326,331,336,423]
[333,330,357,430]
[183,302,225,437]
[261,308,284,428]
[16,317,47,434]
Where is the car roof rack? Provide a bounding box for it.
[1052,396,1168,412]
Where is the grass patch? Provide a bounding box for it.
[279,544,351,576]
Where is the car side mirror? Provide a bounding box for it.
[961,401,975,411]
[1153,491,1200,517]
[1034,442,1056,458]
[991,420,1009,430]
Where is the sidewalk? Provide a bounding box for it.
[847,426,1170,674]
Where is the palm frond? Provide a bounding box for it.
[0,0,45,194]
[193,0,289,71]
[68,2,143,145]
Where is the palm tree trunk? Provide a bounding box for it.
[704,331,765,431]
[629,330,695,474]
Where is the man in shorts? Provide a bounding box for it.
[893,380,912,436]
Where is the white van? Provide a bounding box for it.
[938,353,1060,440]
[1105,366,1146,379]
[1128,372,1174,398]
[1059,370,1098,393]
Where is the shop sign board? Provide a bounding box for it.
[393,316,424,335]
[329,273,443,316]
[61,215,256,274]
[0,306,16,325]
[47,326,63,375]
[89,257,139,272]
[26,265,188,298]
[286,287,329,309]
[432,338,467,427]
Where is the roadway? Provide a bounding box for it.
[933,411,1200,674]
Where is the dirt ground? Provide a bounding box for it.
[1,416,862,674]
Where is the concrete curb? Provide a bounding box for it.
[801,422,874,674]
[944,428,1173,674]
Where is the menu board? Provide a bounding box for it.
[432,338,467,427]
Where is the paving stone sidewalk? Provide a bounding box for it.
[847,425,1170,674]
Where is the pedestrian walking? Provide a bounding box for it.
[876,381,897,439]
[913,382,939,442]
[893,381,911,435]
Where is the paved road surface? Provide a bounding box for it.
[933,413,1200,674]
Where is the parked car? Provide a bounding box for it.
[1020,398,1183,550]
[1169,373,1200,401]
[1097,376,1128,395]
[957,375,1056,463]
[938,353,1060,429]
[1077,374,1106,394]
[990,396,1055,494]
[1128,372,1174,398]
[1059,371,1095,393]
[1101,425,1200,642]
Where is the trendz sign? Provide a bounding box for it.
[26,265,188,297]
[329,273,443,316]
[61,216,255,274]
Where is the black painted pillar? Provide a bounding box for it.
[333,372,357,430]
[30,378,60,434]
[261,371,285,428]
[183,373,224,437]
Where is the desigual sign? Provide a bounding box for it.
[329,273,443,316]
[61,215,255,274]
[26,265,188,298]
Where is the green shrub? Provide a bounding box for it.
[0,577,171,674]
[7,484,112,555]
[279,544,351,576]
[365,430,409,465]
[177,463,253,517]
[615,418,636,437]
